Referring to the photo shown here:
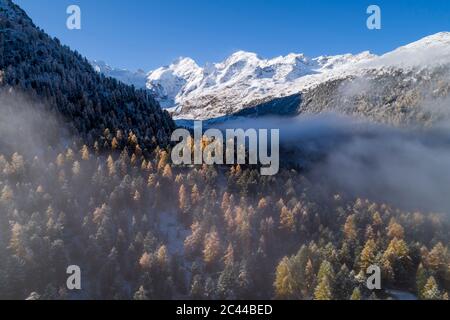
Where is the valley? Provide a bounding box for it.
[0,0,449,301]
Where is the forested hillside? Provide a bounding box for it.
[0,133,448,300]
[0,0,448,300]
[0,0,175,153]
[297,66,450,127]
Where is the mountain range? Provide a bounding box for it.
[1,0,449,301]
[92,32,450,123]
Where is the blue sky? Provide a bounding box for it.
[13,0,450,71]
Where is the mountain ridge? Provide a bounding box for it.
[93,32,450,121]
[1,0,175,153]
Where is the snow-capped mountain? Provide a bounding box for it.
[146,50,377,120]
[94,32,450,121]
[364,32,450,69]
[91,60,148,89]
[146,57,203,109]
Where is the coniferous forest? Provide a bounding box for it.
[0,0,449,300]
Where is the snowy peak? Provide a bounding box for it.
[145,57,202,109]
[148,57,201,80]
[93,32,450,120]
[92,60,114,73]
[225,50,261,63]
[91,60,147,89]
[144,49,376,118]
[314,51,375,70]
[366,32,450,68]
[146,49,364,92]
[401,32,450,49]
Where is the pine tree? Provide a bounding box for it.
[66,149,75,162]
[360,239,377,272]
[350,287,361,300]
[224,244,234,266]
[334,264,355,300]
[314,276,333,300]
[139,252,152,270]
[237,262,251,298]
[9,223,24,257]
[279,206,295,233]
[107,155,116,176]
[387,218,404,239]
[224,208,234,232]
[190,274,204,300]
[422,276,441,300]
[344,214,357,241]
[191,184,201,205]
[0,185,14,204]
[427,242,447,281]
[72,161,81,176]
[133,286,149,300]
[10,153,24,176]
[133,190,141,202]
[184,222,203,258]
[157,245,169,269]
[81,145,90,161]
[372,211,383,229]
[217,264,237,300]
[162,164,173,179]
[221,192,231,212]
[178,184,190,216]
[111,137,119,150]
[274,257,293,299]
[157,150,169,171]
[203,229,221,266]
[416,263,428,299]
[383,238,410,284]
[317,260,334,283]
[305,259,315,297]
[204,277,216,300]
[257,197,268,210]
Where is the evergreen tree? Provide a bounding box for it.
[360,239,377,272]
[422,276,441,300]
[274,257,294,299]
[416,263,428,299]
[217,265,237,300]
[133,286,149,300]
[203,229,221,267]
[350,287,361,300]
[304,259,315,297]
[334,264,355,300]
[314,276,333,300]
[190,275,205,300]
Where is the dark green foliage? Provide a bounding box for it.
[0,0,175,153]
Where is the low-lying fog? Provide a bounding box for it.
[213,113,450,213]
